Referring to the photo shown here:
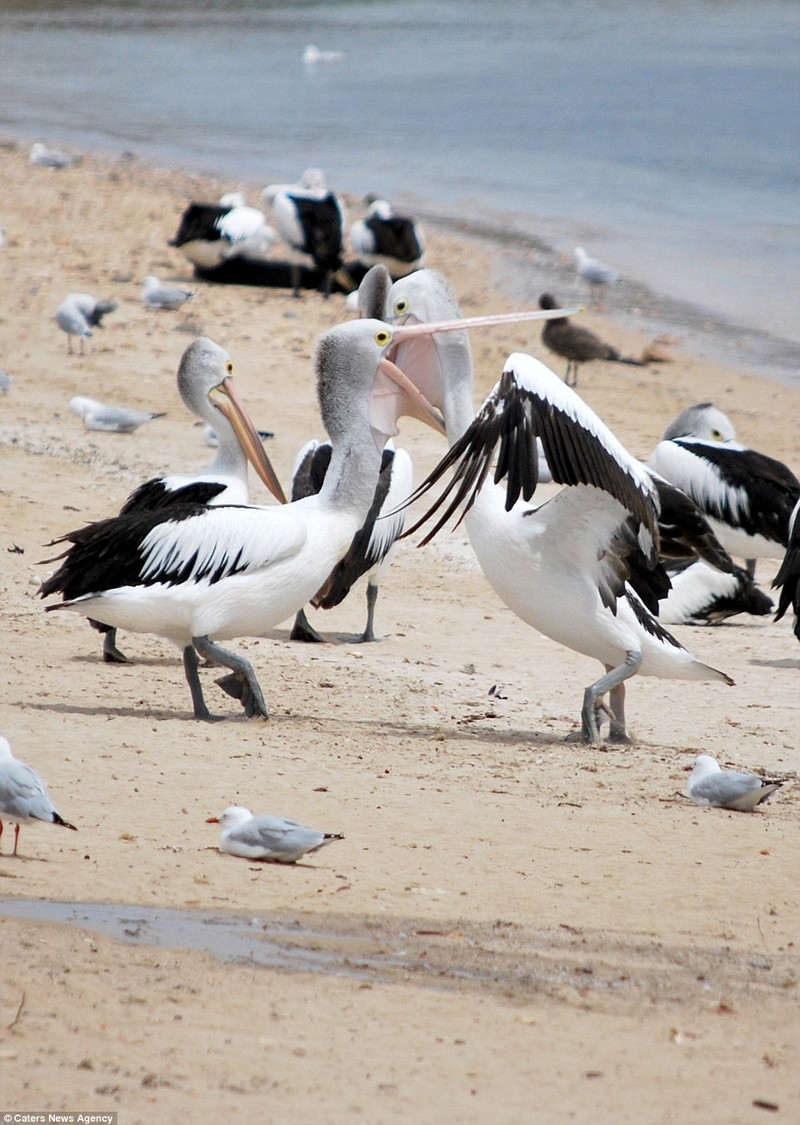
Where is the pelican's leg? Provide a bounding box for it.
[290,262,302,299]
[347,582,381,643]
[321,269,333,299]
[193,635,269,719]
[579,651,642,744]
[745,558,756,578]
[102,627,130,664]
[607,677,631,743]
[290,607,326,644]
[183,644,212,720]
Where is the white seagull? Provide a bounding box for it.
[169,200,277,271]
[649,403,800,571]
[302,44,345,64]
[574,246,619,291]
[55,292,118,354]
[30,141,76,169]
[262,168,345,297]
[349,198,425,279]
[69,395,166,434]
[773,497,800,643]
[207,806,343,862]
[141,275,196,311]
[0,736,77,856]
[687,754,784,812]
[386,270,733,744]
[90,337,287,663]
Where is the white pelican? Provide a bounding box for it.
[169,201,277,271]
[141,275,195,311]
[55,292,117,354]
[387,270,733,744]
[659,560,773,626]
[69,395,166,434]
[0,736,77,856]
[349,198,425,279]
[207,806,343,862]
[687,755,784,811]
[263,168,345,297]
[773,497,800,642]
[649,403,800,570]
[538,293,645,386]
[38,317,459,720]
[91,336,287,664]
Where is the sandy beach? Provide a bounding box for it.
[0,140,798,1123]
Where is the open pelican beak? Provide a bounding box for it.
[209,377,288,504]
[371,356,446,442]
[391,306,583,337]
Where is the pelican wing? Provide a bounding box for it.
[646,471,735,571]
[119,478,229,514]
[773,498,800,636]
[402,352,658,556]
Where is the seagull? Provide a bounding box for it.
[69,395,166,434]
[29,141,76,169]
[349,198,425,279]
[141,275,196,311]
[659,559,773,626]
[39,316,458,720]
[169,201,277,271]
[289,266,412,643]
[55,293,118,354]
[649,403,800,571]
[538,293,645,386]
[687,754,784,811]
[0,736,77,856]
[386,269,733,744]
[90,336,287,663]
[0,369,12,394]
[302,44,345,64]
[574,246,619,300]
[207,806,343,862]
[262,168,345,297]
[773,497,800,642]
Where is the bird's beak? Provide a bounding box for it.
[372,356,447,440]
[391,306,584,338]
[205,816,220,824]
[208,378,288,504]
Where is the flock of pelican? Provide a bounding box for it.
[36,261,799,756]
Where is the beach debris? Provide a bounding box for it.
[0,735,77,856]
[206,806,344,862]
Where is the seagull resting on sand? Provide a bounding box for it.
[141,275,195,311]
[687,754,784,811]
[69,395,167,434]
[207,806,344,862]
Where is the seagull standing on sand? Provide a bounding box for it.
[69,395,166,434]
[649,403,800,571]
[387,270,733,745]
[30,142,75,169]
[687,754,784,811]
[55,293,118,354]
[0,736,77,856]
[538,293,645,386]
[207,806,343,862]
[263,168,345,297]
[141,275,195,311]
[574,246,619,302]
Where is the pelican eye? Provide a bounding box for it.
[711,428,723,440]
[374,328,392,347]
[394,297,410,315]
[226,361,234,375]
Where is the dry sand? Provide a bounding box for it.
[0,140,798,1123]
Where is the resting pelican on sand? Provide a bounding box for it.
[349,198,425,278]
[90,336,287,663]
[263,168,345,297]
[169,200,276,270]
[649,402,800,571]
[386,270,733,744]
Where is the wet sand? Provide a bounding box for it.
[0,141,798,1123]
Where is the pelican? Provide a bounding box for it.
[773,498,800,642]
[387,270,733,744]
[263,168,345,297]
[207,806,343,862]
[649,403,800,570]
[349,198,425,279]
[169,200,276,271]
[141,275,195,311]
[687,755,784,811]
[538,293,645,386]
[659,560,773,626]
[38,317,466,720]
[91,336,287,664]
[0,736,77,856]
[55,293,117,354]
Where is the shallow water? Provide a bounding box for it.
[1,0,798,379]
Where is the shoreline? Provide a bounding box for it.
[0,139,798,1123]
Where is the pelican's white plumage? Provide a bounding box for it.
[207,806,343,862]
[659,560,773,625]
[387,270,732,744]
[0,736,77,855]
[687,755,784,811]
[349,198,425,278]
[263,168,345,296]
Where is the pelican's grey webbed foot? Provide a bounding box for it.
[580,652,642,745]
[193,635,269,719]
[102,627,130,664]
[183,644,212,721]
[290,607,326,644]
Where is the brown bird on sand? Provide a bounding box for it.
[538,293,646,387]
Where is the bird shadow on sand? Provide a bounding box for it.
[749,656,800,670]
[24,699,211,722]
